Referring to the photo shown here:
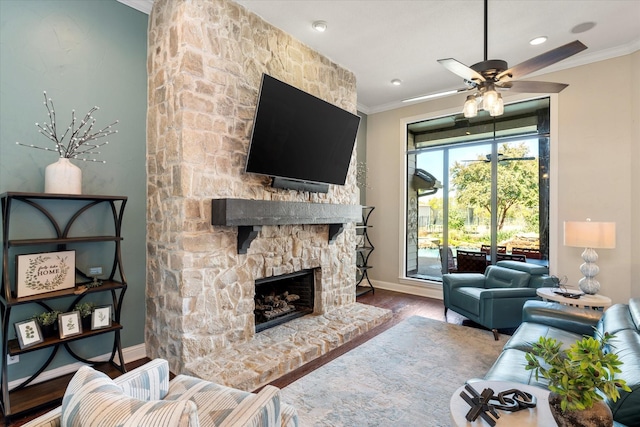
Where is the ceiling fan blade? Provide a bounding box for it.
[502,80,569,93]
[438,58,486,82]
[499,156,536,162]
[496,40,587,82]
[402,87,468,103]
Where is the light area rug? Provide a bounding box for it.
[281,316,505,426]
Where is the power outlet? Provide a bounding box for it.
[89,266,103,276]
[7,354,19,365]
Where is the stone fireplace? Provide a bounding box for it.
[145,0,391,391]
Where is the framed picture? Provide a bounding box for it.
[58,311,82,338]
[15,319,44,349]
[91,305,112,330]
[16,250,76,298]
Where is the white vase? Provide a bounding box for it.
[44,158,82,194]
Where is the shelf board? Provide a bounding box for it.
[4,361,123,418]
[8,323,123,356]
[1,192,127,202]
[8,235,122,247]
[4,281,126,306]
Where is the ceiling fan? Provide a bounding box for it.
[461,153,536,163]
[437,0,587,118]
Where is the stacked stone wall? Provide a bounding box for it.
[146,0,360,375]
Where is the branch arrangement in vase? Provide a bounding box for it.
[16,91,119,163]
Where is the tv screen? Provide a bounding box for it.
[245,74,361,190]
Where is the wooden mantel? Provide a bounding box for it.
[211,198,362,253]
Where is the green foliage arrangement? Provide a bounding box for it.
[74,302,97,318]
[33,310,62,326]
[525,332,631,412]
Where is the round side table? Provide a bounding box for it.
[536,287,612,310]
[450,380,555,426]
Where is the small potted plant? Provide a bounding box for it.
[33,310,61,338]
[525,332,631,426]
[74,302,96,330]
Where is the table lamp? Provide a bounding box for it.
[563,219,616,294]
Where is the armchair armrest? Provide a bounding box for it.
[219,385,282,427]
[522,300,602,336]
[442,273,487,290]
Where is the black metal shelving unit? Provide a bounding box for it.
[355,206,375,296]
[0,192,128,421]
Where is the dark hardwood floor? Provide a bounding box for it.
[3,289,461,426]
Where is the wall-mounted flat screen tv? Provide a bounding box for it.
[245,74,361,193]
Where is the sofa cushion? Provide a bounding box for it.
[502,321,584,353]
[61,366,199,427]
[116,358,171,401]
[483,348,547,388]
[484,266,530,288]
[604,329,640,427]
[597,303,639,336]
[628,298,640,330]
[165,374,281,427]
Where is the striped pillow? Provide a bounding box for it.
[61,366,199,427]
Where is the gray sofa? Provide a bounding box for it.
[443,260,554,339]
[484,298,640,427]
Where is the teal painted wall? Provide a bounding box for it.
[0,0,148,380]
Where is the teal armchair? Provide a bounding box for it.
[443,261,552,340]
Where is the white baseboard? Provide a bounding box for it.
[370,279,444,300]
[8,343,147,391]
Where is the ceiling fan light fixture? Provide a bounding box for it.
[463,94,478,118]
[489,93,504,116]
[482,85,499,112]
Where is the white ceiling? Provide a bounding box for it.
[120,0,640,114]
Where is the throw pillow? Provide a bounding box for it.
[61,365,199,427]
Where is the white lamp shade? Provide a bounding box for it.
[564,221,616,249]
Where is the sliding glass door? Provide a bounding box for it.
[405,98,550,282]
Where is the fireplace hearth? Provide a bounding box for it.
[254,269,315,332]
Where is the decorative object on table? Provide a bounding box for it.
[525,332,631,427]
[16,250,75,298]
[32,309,62,338]
[73,302,97,330]
[91,305,112,330]
[14,319,44,349]
[459,383,499,426]
[563,219,616,294]
[16,91,119,194]
[58,311,82,338]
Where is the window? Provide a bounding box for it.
[405,98,550,282]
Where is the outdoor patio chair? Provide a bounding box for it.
[511,247,541,259]
[480,244,507,254]
[496,253,527,263]
[454,250,487,274]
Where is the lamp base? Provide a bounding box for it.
[578,277,600,295]
[578,248,600,295]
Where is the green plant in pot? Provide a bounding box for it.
[74,302,96,329]
[525,332,631,427]
[33,310,61,337]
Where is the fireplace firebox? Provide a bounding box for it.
[254,269,315,332]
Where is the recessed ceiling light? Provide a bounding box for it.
[529,36,547,46]
[391,79,402,86]
[312,21,327,32]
